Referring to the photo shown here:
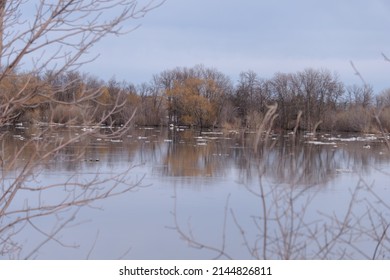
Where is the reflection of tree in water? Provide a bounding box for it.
[232,133,389,187]
[161,135,227,179]
[231,135,339,187]
[171,130,390,259]
[4,128,388,185]
[3,126,390,259]
[0,127,144,259]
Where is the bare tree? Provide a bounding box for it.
[0,0,165,125]
[234,70,270,128]
[0,0,164,259]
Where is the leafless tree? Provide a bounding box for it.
[0,0,165,124]
[234,70,270,128]
[346,84,374,108]
[0,0,164,259]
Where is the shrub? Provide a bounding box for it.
[51,104,85,124]
[377,107,390,132]
[333,106,373,133]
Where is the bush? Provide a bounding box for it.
[377,107,390,132]
[333,106,374,133]
[51,104,86,124]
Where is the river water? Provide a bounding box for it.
[1,125,390,259]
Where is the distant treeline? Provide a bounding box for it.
[3,65,390,132]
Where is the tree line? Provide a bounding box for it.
[3,64,390,133]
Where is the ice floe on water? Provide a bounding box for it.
[303,133,390,149]
[13,134,25,141]
[195,137,208,146]
[212,153,230,157]
[201,131,223,135]
[326,134,380,142]
[335,168,354,173]
[305,140,337,146]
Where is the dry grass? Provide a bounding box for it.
[51,104,86,125]
[332,106,374,133]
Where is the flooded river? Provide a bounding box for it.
[1,125,390,259]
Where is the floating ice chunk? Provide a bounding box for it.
[306,141,337,145]
[81,127,94,132]
[201,131,223,135]
[336,168,353,173]
[13,135,25,140]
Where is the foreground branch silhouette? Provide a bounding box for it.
[0,0,164,259]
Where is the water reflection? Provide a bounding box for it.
[1,126,390,259]
[2,126,388,183]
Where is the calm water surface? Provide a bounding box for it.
[1,126,390,259]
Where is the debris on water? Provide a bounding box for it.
[32,136,43,141]
[195,137,207,146]
[201,131,223,135]
[228,130,239,134]
[306,141,337,145]
[164,139,173,143]
[110,139,123,143]
[327,135,379,142]
[81,127,93,132]
[336,168,354,173]
[204,136,219,140]
[304,132,315,138]
[197,142,207,146]
[15,123,27,129]
[13,135,25,140]
[212,153,229,157]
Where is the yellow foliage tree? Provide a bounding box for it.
[166,74,218,127]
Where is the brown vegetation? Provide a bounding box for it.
[3,65,389,134]
[0,0,388,259]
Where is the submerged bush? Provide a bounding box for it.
[333,106,374,133]
[51,104,85,124]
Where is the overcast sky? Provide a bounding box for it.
[84,0,390,91]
